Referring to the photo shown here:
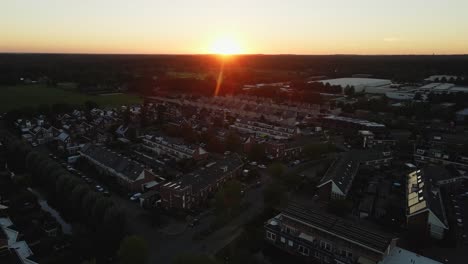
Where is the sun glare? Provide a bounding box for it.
[210,36,243,55]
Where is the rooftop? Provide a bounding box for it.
[379,247,442,264]
[323,115,386,128]
[406,169,448,228]
[162,154,243,193]
[276,203,395,254]
[316,78,392,88]
[80,144,146,181]
[318,152,359,195]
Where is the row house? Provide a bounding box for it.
[160,155,243,210]
[141,135,208,161]
[358,130,396,149]
[414,147,468,170]
[79,144,157,192]
[264,203,397,264]
[265,140,305,160]
[317,150,393,201]
[230,120,301,140]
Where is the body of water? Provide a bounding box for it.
[28,188,72,235]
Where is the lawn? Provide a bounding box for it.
[0,85,142,112]
[166,71,207,79]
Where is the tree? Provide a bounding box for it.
[156,104,167,125]
[81,259,96,264]
[413,92,422,101]
[215,180,242,218]
[225,132,241,152]
[84,100,99,111]
[344,86,355,97]
[248,144,266,161]
[206,137,224,154]
[327,199,352,217]
[263,183,284,209]
[267,162,285,181]
[118,236,148,264]
[173,254,219,264]
[304,143,330,159]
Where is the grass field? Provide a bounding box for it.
[0,85,142,112]
[166,71,207,79]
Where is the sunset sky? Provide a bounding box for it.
[1,0,468,55]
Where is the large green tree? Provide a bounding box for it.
[173,254,218,264]
[118,236,148,264]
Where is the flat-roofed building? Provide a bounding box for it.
[316,78,393,93]
[265,203,397,264]
[321,115,386,132]
[379,247,442,264]
[414,147,468,170]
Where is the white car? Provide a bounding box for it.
[250,162,258,166]
[130,193,142,201]
[258,164,267,169]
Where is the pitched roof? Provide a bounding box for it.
[163,155,243,193]
[80,144,146,181]
[318,152,359,195]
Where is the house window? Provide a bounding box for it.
[298,245,309,256]
[288,240,294,247]
[320,241,331,252]
[340,249,353,258]
[266,231,276,241]
[285,226,296,234]
[314,251,320,259]
[280,237,286,243]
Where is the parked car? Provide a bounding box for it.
[130,193,142,201]
[189,218,200,227]
[254,180,261,188]
[258,164,267,169]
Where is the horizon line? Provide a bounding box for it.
[1,51,468,57]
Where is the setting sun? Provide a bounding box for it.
[210,36,243,55]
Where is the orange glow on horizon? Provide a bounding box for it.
[209,36,244,55]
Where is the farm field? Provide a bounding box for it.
[0,85,142,112]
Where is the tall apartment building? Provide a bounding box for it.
[406,169,448,239]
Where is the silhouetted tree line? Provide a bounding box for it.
[2,54,468,94]
[0,131,126,261]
